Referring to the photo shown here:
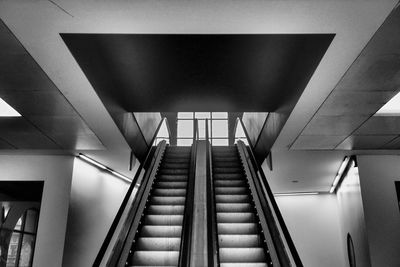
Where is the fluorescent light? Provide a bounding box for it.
[111,170,132,183]
[274,192,319,197]
[375,91,400,115]
[329,157,350,193]
[78,154,107,170]
[78,153,133,183]
[0,98,21,117]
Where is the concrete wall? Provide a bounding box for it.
[62,157,130,267]
[0,155,74,267]
[357,155,400,267]
[336,162,371,267]
[276,194,345,267]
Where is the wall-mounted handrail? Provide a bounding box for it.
[178,119,199,267]
[205,119,219,267]
[93,117,167,267]
[237,118,303,267]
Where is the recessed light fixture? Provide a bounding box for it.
[78,153,132,182]
[375,91,400,115]
[0,97,21,117]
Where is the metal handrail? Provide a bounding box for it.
[237,118,303,266]
[93,117,167,266]
[205,119,219,267]
[178,119,199,267]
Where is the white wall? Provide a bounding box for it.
[357,155,400,267]
[0,155,74,267]
[275,194,345,267]
[62,158,130,267]
[336,163,371,267]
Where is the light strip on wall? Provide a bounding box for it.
[78,153,132,182]
[0,97,21,117]
[329,156,350,193]
[274,192,319,197]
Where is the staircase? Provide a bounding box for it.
[212,146,273,267]
[126,146,192,267]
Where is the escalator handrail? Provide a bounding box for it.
[178,119,199,267]
[93,117,168,266]
[205,119,219,267]
[237,118,303,267]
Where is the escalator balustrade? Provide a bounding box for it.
[126,146,191,267]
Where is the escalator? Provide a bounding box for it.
[126,146,192,266]
[95,119,302,267]
[211,146,273,267]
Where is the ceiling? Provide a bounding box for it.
[0,0,398,192]
[61,34,333,112]
[291,5,400,151]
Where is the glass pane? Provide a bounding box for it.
[177,112,193,119]
[24,210,38,234]
[156,120,169,139]
[177,139,193,146]
[7,232,20,267]
[235,121,246,138]
[194,112,211,119]
[197,120,206,139]
[212,120,228,137]
[212,139,229,146]
[18,234,35,267]
[177,120,193,138]
[14,217,23,231]
[212,112,228,119]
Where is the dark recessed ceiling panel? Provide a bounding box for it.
[62,34,334,112]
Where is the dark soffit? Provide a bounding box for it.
[61,34,334,112]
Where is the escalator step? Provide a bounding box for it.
[161,163,189,169]
[147,205,184,215]
[216,194,250,203]
[214,180,247,187]
[216,203,252,212]
[217,212,256,223]
[159,169,189,175]
[136,237,181,251]
[130,251,179,266]
[162,158,190,163]
[140,225,182,237]
[215,187,247,195]
[219,248,266,263]
[220,263,268,267]
[218,234,263,248]
[156,181,187,189]
[153,188,186,196]
[158,175,188,181]
[213,167,244,174]
[214,173,244,180]
[143,215,183,225]
[218,223,259,234]
[150,196,186,205]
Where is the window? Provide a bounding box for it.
[234,120,248,145]
[154,119,170,145]
[5,209,39,267]
[177,112,229,146]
